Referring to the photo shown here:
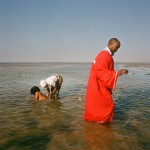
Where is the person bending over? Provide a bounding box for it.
[40,75,63,99]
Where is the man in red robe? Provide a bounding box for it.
[83,38,128,124]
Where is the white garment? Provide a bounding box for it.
[45,75,57,87]
[104,47,112,55]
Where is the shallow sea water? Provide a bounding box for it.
[0,62,150,150]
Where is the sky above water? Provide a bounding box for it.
[0,0,150,62]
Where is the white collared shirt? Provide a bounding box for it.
[93,47,113,64]
[104,47,113,56]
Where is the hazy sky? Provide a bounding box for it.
[0,0,150,62]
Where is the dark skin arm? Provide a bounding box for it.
[50,87,57,97]
[46,86,51,99]
[46,86,57,99]
[118,69,128,76]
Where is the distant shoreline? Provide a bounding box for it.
[0,62,150,68]
[0,61,150,64]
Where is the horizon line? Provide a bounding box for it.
[0,61,150,64]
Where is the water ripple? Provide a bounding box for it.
[0,62,149,150]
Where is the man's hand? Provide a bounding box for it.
[118,69,128,76]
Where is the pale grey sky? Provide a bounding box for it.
[0,0,150,62]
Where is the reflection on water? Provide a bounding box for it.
[83,122,113,150]
[0,62,150,150]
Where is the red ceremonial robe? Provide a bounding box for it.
[83,50,118,123]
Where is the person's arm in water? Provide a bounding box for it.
[46,86,51,99]
[47,87,57,99]
[50,87,57,98]
[46,86,57,99]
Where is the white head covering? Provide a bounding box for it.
[40,80,47,88]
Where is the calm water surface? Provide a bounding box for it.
[0,62,150,150]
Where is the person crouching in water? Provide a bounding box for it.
[30,86,48,100]
[40,75,63,99]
